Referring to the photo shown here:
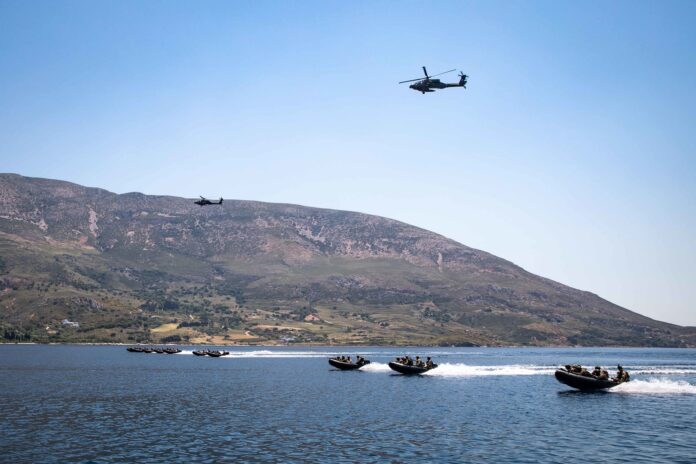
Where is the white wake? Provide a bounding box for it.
[179,349,331,358]
[610,378,696,395]
[628,367,696,375]
[359,362,392,373]
[423,363,556,377]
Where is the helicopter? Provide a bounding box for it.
[399,67,468,94]
[194,196,223,206]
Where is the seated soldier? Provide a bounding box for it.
[426,357,434,368]
[579,367,593,377]
[598,368,609,380]
[592,366,602,377]
[614,365,630,382]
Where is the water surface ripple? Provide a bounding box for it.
[1,346,695,463]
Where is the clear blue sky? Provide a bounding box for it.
[1,0,695,325]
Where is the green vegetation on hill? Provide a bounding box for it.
[1,173,694,346]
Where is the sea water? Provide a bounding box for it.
[1,346,694,463]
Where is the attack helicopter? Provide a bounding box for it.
[399,67,468,94]
[194,196,223,206]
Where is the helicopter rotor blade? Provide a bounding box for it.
[399,68,458,84]
[399,77,425,84]
[429,69,457,78]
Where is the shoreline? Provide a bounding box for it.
[1,342,694,349]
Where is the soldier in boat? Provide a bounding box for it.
[564,364,583,374]
[613,365,630,382]
[590,366,610,380]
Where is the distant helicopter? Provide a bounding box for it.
[194,196,223,206]
[399,67,468,94]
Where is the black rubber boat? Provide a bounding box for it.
[207,350,230,358]
[192,350,208,356]
[328,358,371,370]
[554,369,624,391]
[388,362,437,375]
[164,348,181,354]
[126,347,143,353]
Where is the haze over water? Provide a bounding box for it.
[1,345,695,463]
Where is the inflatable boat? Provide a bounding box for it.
[388,361,437,375]
[328,358,371,370]
[554,369,624,391]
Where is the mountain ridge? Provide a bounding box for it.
[1,173,693,346]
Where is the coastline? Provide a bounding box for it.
[1,342,694,349]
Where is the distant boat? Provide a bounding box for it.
[206,350,229,358]
[192,350,208,356]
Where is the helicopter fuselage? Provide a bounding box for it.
[409,79,462,93]
[194,197,223,206]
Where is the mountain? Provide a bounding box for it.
[1,173,693,346]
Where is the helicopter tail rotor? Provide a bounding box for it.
[458,72,468,88]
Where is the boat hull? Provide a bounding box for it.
[328,359,370,370]
[554,369,621,391]
[388,362,436,375]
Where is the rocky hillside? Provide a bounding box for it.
[1,173,693,346]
